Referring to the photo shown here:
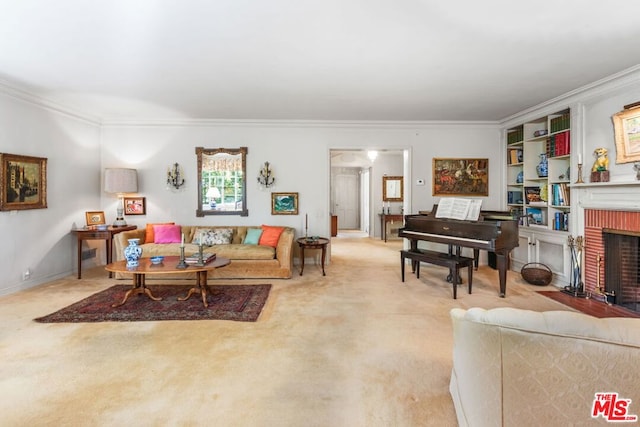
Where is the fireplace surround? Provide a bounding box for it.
[584,208,640,312]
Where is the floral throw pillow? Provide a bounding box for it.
[194,228,233,246]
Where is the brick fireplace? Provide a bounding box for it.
[584,209,640,310]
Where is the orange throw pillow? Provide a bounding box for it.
[145,222,175,243]
[258,225,285,247]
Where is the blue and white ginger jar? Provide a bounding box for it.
[536,153,548,178]
[124,238,142,268]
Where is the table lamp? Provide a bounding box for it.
[207,186,221,208]
[104,168,138,227]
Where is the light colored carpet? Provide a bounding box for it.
[0,237,571,426]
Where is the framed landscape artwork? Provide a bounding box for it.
[124,196,146,215]
[612,106,640,163]
[0,153,47,211]
[432,158,489,196]
[271,192,298,215]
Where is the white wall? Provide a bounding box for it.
[100,122,502,241]
[0,90,101,296]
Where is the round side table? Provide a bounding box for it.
[296,237,330,276]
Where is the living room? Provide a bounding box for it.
[2,2,640,425]
[3,3,640,297]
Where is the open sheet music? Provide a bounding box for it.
[435,198,482,221]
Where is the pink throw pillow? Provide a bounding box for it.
[153,224,182,243]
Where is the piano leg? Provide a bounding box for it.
[446,245,463,284]
[473,249,480,270]
[496,252,508,297]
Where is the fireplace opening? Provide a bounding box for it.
[603,229,640,313]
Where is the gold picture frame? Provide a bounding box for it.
[382,176,403,202]
[612,106,640,164]
[433,158,489,196]
[0,153,47,211]
[271,192,299,215]
[85,211,106,226]
[124,196,146,215]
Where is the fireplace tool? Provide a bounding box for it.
[594,253,616,305]
[562,235,587,297]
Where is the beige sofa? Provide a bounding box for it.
[113,225,295,279]
[449,307,640,426]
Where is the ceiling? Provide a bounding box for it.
[2,1,640,122]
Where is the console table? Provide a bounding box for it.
[379,214,404,242]
[71,225,137,279]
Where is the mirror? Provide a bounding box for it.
[196,147,248,216]
[382,175,403,202]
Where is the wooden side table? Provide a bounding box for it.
[296,237,330,276]
[71,225,137,279]
[379,214,404,242]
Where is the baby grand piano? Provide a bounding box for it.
[398,207,518,297]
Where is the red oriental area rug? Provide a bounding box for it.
[35,284,271,323]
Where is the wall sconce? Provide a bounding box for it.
[166,163,185,190]
[257,161,275,188]
[367,150,378,162]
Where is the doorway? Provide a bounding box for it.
[330,149,407,238]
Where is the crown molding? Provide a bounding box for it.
[500,64,640,126]
[99,117,500,129]
[0,79,101,126]
[0,79,502,128]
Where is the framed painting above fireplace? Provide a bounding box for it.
[612,106,640,164]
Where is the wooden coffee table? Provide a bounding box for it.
[104,256,231,308]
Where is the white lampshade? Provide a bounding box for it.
[104,168,137,227]
[104,168,138,194]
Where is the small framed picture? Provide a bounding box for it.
[271,192,298,215]
[124,196,146,215]
[85,211,106,226]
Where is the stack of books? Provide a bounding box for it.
[185,253,216,265]
[546,131,570,157]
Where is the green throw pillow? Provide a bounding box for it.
[243,228,263,245]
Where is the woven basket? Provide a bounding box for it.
[520,262,552,286]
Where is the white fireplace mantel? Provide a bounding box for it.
[575,182,640,211]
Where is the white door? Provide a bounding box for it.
[334,174,359,229]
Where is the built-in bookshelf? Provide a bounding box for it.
[506,109,571,231]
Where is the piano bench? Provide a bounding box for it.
[400,249,474,299]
